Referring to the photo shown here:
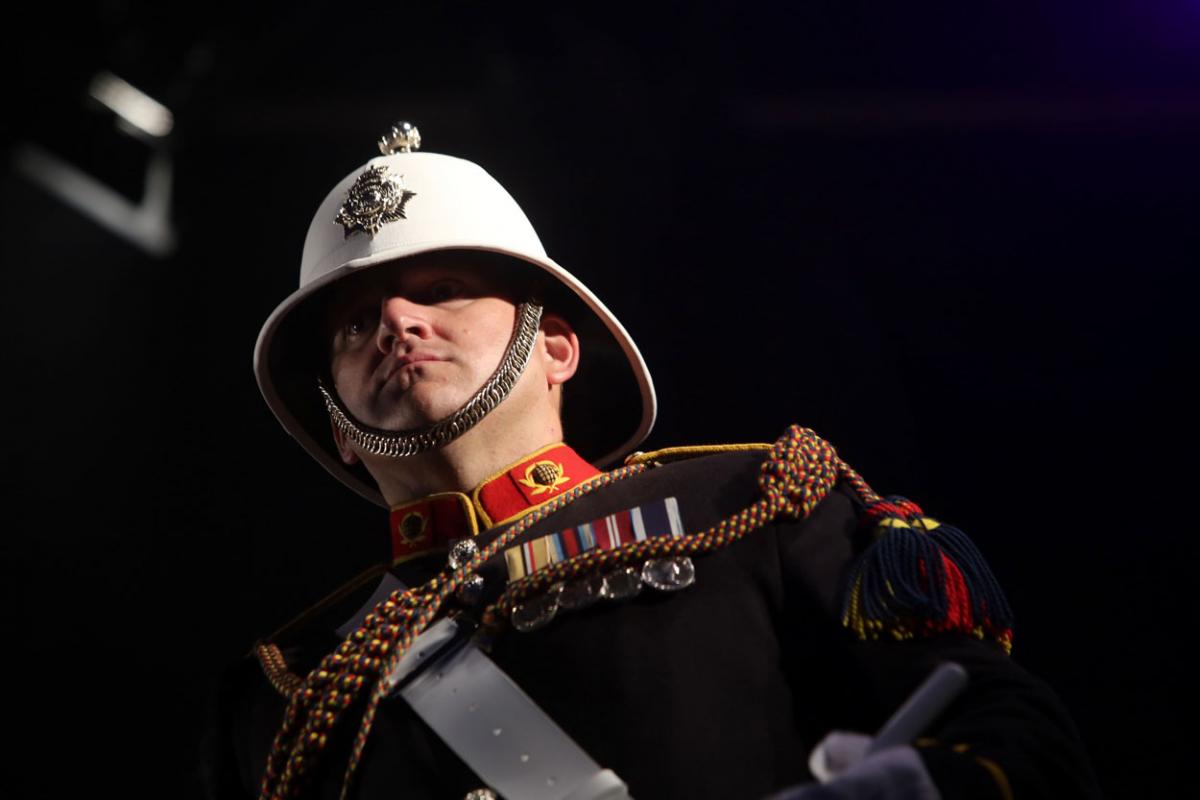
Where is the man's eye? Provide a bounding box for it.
[344,309,377,337]
[427,280,463,303]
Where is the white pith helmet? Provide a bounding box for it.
[254,122,657,507]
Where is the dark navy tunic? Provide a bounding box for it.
[202,449,1098,800]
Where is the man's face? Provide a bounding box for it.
[325,258,521,436]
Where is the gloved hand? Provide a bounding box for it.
[764,731,940,800]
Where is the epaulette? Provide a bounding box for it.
[623,441,773,466]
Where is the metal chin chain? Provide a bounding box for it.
[319,300,544,458]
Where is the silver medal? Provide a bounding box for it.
[510,584,562,633]
[600,566,643,600]
[641,556,696,592]
[558,573,605,611]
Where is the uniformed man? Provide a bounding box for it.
[203,122,1098,800]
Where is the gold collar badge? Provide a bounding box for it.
[398,511,428,544]
[518,460,570,495]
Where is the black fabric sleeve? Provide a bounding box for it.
[776,485,1101,799]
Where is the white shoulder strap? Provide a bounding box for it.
[340,575,632,800]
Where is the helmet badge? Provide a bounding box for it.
[334,122,422,238]
[334,165,417,239]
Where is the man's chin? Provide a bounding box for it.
[369,399,465,432]
[366,381,462,428]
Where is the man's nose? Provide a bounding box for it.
[376,295,432,353]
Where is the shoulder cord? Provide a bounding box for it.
[489,425,876,617]
[255,425,871,800]
[254,562,391,696]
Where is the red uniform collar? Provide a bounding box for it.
[388,443,601,562]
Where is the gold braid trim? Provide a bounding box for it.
[623,442,773,466]
[254,642,305,697]
[916,740,1014,800]
[253,563,389,699]
[973,756,1015,800]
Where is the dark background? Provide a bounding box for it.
[4,2,1196,797]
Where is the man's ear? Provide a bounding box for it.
[540,312,580,387]
[330,419,361,465]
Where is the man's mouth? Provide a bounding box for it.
[379,354,445,385]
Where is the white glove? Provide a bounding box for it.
[765,732,940,800]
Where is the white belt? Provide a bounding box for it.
[340,575,632,800]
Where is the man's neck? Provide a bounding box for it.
[365,415,566,506]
